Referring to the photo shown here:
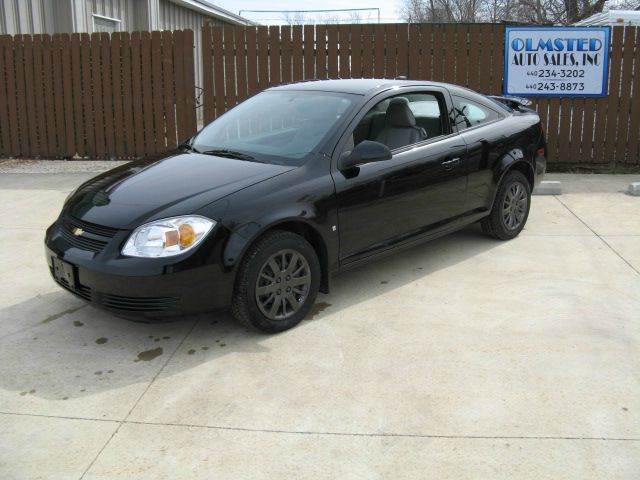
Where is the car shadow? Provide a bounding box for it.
[0,224,499,403]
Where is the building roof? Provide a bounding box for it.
[574,10,640,26]
[170,0,254,25]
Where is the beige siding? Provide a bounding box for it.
[84,0,140,32]
[158,0,224,91]
[0,0,52,35]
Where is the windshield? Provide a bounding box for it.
[191,90,357,166]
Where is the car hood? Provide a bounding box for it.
[65,152,294,229]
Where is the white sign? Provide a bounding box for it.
[504,27,610,97]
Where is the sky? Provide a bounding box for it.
[214,0,403,24]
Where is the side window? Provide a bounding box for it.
[350,92,446,152]
[452,96,502,130]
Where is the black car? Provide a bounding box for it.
[45,79,546,332]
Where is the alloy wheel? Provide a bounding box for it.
[502,181,528,230]
[255,249,311,321]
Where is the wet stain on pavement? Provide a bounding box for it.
[73,320,84,327]
[41,305,84,324]
[188,349,196,355]
[95,337,108,345]
[308,302,331,320]
[380,280,388,284]
[94,371,102,375]
[201,346,209,351]
[137,347,163,361]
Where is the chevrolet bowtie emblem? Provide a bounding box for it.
[72,227,84,236]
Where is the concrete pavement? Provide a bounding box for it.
[0,168,638,479]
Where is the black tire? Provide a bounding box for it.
[481,170,531,240]
[231,230,321,333]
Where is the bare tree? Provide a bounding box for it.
[398,0,635,24]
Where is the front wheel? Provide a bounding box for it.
[231,230,321,333]
[481,170,531,240]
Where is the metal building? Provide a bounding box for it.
[0,0,251,35]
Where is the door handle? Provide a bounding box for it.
[441,157,460,170]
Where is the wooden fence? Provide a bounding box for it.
[202,23,640,170]
[0,30,197,159]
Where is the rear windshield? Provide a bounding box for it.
[192,90,357,166]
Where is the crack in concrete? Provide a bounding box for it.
[555,196,640,277]
[77,317,200,480]
[1,411,638,443]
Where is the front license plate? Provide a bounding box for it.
[52,257,76,289]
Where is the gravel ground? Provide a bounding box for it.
[0,159,129,174]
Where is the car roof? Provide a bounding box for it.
[268,78,469,96]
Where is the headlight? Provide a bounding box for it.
[122,216,215,258]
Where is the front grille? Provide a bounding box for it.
[99,293,179,312]
[62,216,119,238]
[59,226,108,253]
[57,215,120,253]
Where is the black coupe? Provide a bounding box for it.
[46,79,547,332]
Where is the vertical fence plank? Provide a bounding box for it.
[476,25,492,93]
[161,31,177,148]
[327,25,338,79]
[408,24,420,79]
[442,26,455,83]
[467,25,481,90]
[373,24,385,78]
[246,27,259,94]
[338,25,350,78]
[432,25,444,82]
[291,25,303,82]
[33,35,48,156]
[235,27,248,102]
[79,34,94,156]
[384,24,397,79]
[151,31,164,153]
[281,25,292,84]
[222,26,237,107]
[303,25,314,80]
[111,33,125,157]
[601,27,624,166]
[202,23,214,123]
[614,26,635,165]
[212,26,226,117]
[580,98,596,163]
[546,99,561,164]
[268,25,280,85]
[315,25,327,79]
[53,34,69,156]
[456,25,469,87]
[627,27,640,165]
[181,29,197,138]
[120,32,136,156]
[397,24,408,78]
[351,24,362,78]
[1,36,20,156]
[101,32,115,157]
[91,33,106,158]
[40,35,57,156]
[70,34,85,156]
[130,32,145,156]
[491,24,505,95]
[140,32,154,155]
[0,37,10,155]
[23,36,41,155]
[557,99,572,162]
[568,100,584,163]
[361,25,374,78]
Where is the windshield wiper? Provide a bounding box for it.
[198,149,256,161]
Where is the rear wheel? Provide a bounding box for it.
[481,170,531,240]
[231,230,320,333]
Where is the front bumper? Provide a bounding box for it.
[45,216,234,319]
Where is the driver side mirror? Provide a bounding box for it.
[339,140,392,170]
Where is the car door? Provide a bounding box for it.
[451,95,509,212]
[331,87,468,264]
